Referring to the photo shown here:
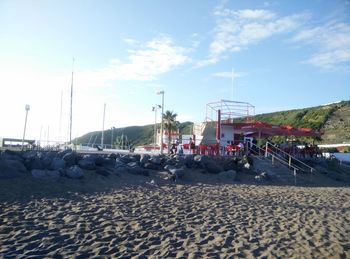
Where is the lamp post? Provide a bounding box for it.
[152,105,161,153]
[101,103,106,150]
[22,104,30,150]
[157,90,165,154]
[111,127,114,149]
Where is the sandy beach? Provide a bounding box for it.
[0,170,349,258]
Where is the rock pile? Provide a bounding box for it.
[0,149,244,182]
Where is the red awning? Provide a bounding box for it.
[229,121,322,137]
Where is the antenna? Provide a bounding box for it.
[69,58,75,144]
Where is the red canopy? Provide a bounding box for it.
[228,121,322,137]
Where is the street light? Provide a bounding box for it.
[152,104,161,153]
[22,104,30,150]
[111,127,114,149]
[157,90,165,154]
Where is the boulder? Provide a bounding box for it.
[22,150,38,160]
[0,159,27,178]
[126,162,148,176]
[143,162,160,170]
[25,157,44,171]
[49,158,66,171]
[169,168,186,179]
[255,172,270,182]
[63,152,78,167]
[108,153,119,160]
[132,154,141,162]
[219,170,237,180]
[140,154,151,165]
[42,156,53,169]
[32,169,61,179]
[204,159,223,174]
[1,150,23,162]
[149,156,162,165]
[119,155,135,163]
[78,158,96,170]
[66,165,84,179]
[94,155,105,166]
[101,158,115,168]
[57,148,73,158]
[95,168,110,177]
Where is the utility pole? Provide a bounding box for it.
[101,103,106,149]
[69,58,75,144]
[157,91,165,154]
[21,104,30,150]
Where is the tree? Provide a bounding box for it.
[163,110,179,153]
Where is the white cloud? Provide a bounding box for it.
[291,22,350,70]
[79,36,189,88]
[197,7,308,67]
[235,9,276,20]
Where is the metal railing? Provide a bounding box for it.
[249,142,300,175]
[265,141,315,173]
[249,142,316,174]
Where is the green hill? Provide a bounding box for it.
[74,121,193,148]
[252,100,350,144]
[74,101,350,146]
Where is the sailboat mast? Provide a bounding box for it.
[69,58,75,143]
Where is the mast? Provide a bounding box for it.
[101,103,106,149]
[69,58,75,144]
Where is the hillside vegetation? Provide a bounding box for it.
[74,101,350,146]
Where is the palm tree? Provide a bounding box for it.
[162,110,179,153]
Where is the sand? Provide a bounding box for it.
[0,172,349,258]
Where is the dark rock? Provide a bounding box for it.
[0,159,27,178]
[1,150,23,162]
[78,157,96,170]
[57,148,73,158]
[164,164,177,171]
[149,156,162,165]
[115,158,127,169]
[25,157,44,170]
[42,157,52,169]
[49,158,66,171]
[204,159,223,174]
[22,150,38,160]
[101,158,115,168]
[143,162,160,170]
[185,155,196,168]
[32,169,61,179]
[66,165,84,179]
[255,171,270,182]
[126,162,148,176]
[108,153,119,160]
[119,155,135,163]
[127,161,140,168]
[193,155,208,163]
[95,156,104,166]
[95,168,110,176]
[219,170,237,180]
[63,152,78,167]
[169,168,186,179]
[132,154,141,162]
[140,154,151,165]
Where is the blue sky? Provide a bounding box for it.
[0,0,349,142]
